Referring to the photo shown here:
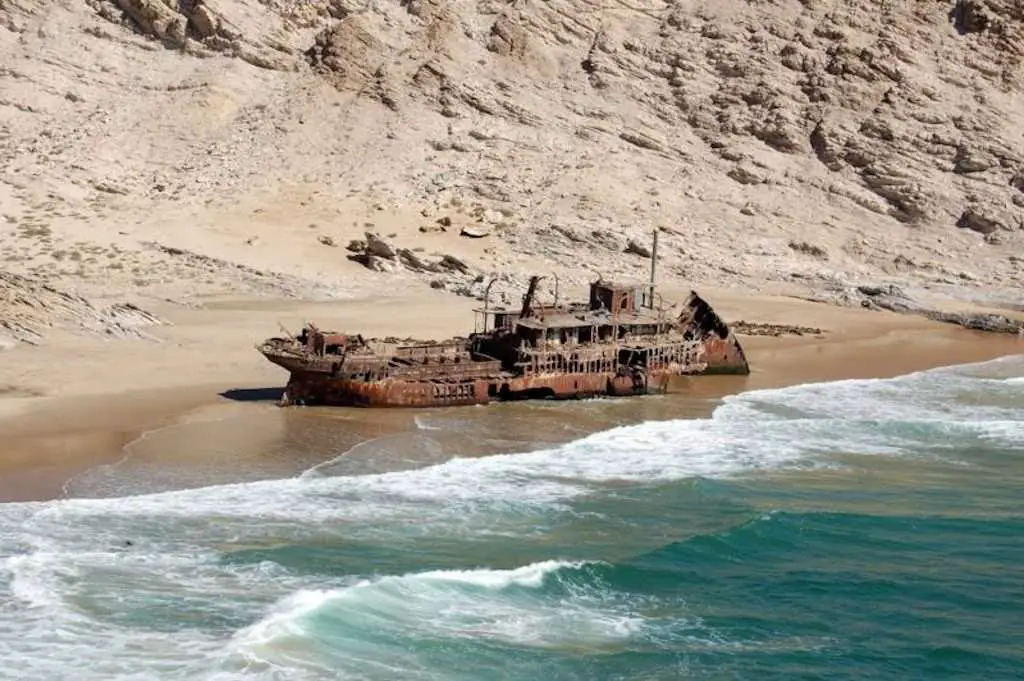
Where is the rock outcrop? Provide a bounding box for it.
[87,0,321,69]
[0,271,163,347]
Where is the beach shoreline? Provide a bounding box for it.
[1,288,1021,503]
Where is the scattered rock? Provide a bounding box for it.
[929,310,1022,335]
[750,112,804,153]
[957,206,1004,234]
[317,235,336,247]
[397,248,437,272]
[806,281,1023,336]
[860,165,928,223]
[727,165,765,185]
[590,229,623,250]
[859,117,896,142]
[91,0,298,70]
[717,147,746,162]
[92,181,129,195]
[306,17,383,89]
[472,183,510,202]
[364,232,396,259]
[1010,171,1024,192]
[809,120,845,171]
[487,15,527,56]
[950,0,993,35]
[620,130,666,153]
[347,253,396,272]
[438,255,470,273]
[731,321,825,337]
[107,0,187,46]
[624,240,652,258]
[953,146,995,174]
[788,240,828,258]
[460,227,491,238]
[346,233,400,270]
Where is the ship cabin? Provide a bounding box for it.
[473,277,670,351]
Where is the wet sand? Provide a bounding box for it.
[1,290,1021,503]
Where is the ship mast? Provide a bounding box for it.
[648,228,658,309]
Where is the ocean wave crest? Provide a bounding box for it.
[226,559,637,673]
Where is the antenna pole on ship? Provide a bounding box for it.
[649,228,658,309]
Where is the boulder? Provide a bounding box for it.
[1010,170,1024,192]
[438,255,469,273]
[956,206,1013,234]
[624,240,652,258]
[306,18,384,89]
[860,164,928,223]
[728,165,766,185]
[114,0,187,46]
[397,248,439,272]
[487,15,527,56]
[364,232,396,259]
[953,146,996,174]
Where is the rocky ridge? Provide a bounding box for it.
[0,0,1022,346]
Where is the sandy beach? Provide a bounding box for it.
[2,286,1020,503]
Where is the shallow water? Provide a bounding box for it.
[1,356,1022,680]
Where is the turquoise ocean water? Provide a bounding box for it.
[1,355,1022,680]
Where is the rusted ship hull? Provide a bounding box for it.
[258,264,750,408]
[700,334,750,375]
[279,368,681,408]
[264,331,720,408]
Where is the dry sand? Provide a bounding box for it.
[1,287,1020,503]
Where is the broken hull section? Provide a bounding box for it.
[700,334,751,375]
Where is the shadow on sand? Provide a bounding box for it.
[219,387,285,403]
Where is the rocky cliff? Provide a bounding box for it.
[1,0,1021,343]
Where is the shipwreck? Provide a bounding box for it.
[258,238,748,407]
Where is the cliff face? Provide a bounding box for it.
[1,0,1022,339]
